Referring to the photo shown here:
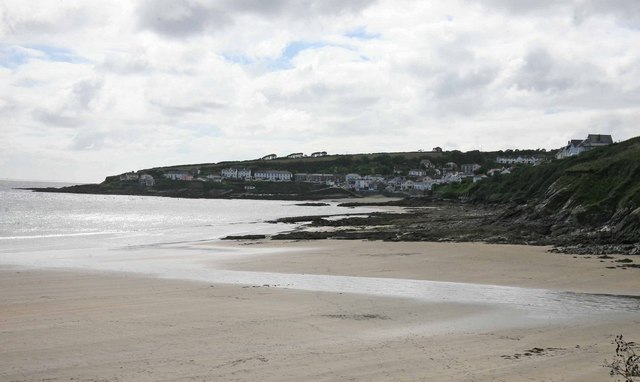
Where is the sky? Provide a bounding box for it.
[1,1,639,182]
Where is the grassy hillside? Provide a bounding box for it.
[146,149,551,178]
[468,136,640,225]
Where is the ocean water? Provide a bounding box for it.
[0,179,376,252]
[1,180,355,238]
[1,180,638,331]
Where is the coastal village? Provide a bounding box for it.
[119,134,613,195]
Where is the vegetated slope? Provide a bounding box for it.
[148,149,543,178]
[469,136,640,244]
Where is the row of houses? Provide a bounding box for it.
[495,156,542,165]
[261,151,328,160]
[219,168,292,181]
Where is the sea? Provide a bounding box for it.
[0,179,377,270]
[1,180,638,331]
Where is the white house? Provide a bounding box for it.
[420,159,435,169]
[460,163,481,175]
[408,169,427,177]
[286,152,304,159]
[164,170,192,181]
[496,156,541,165]
[345,173,361,183]
[473,175,487,183]
[364,175,385,182]
[355,178,372,191]
[413,181,433,191]
[442,173,462,183]
[443,162,458,173]
[401,180,415,190]
[311,151,328,157]
[119,173,139,181]
[556,134,613,159]
[138,174,154,187]
[254,170,292,182]
[295,173,336,184]
[221,168,251,180]
[384,176,404,191]
[261,154,277,160]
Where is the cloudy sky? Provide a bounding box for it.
[1,0,639,182]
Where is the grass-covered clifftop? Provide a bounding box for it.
[464,136,640,244]
[147,148,549,178]
[470,137,640,210]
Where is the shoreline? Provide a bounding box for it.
[2,188,639,381]
[214,239,640,296]
[2,239,639,381]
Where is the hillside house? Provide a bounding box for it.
[385,176,404,191]
[401,180,415,191]
[413,180,433,191]
[461,163,481,175]
[443,162,458,173]
[286,152,304,159]
[420,159,435,169]
[442,173,462,183]
[355,178,374,191]
[364,175,385,182]
[295,173,338,184]
[408,169,427,177]
[487,168,506,176]
[556,134,613,159]
[496,156,540,165]
[221,168,251,180]
[261,154,277,160]
[119,173,139,181]
[254,170,292,182]
[311,151,328,157]
[473,175,487,183]
[556,140,583,159]
[138,174,154,187]
[164,170,192,181]
[345,173,361,183]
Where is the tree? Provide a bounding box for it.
[606,335,640,382]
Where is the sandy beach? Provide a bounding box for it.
[1,240,639,381]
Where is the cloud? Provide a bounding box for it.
[223,0,376,18]
[137,0,232,37]
[477,0,640,27]
[136,0,377,38]
[32,108,82,128]
[0,0,639,182]
[70,129,109,150]
[0,1,105,39]
[434,68,498,98]
[149,99,226,117]
[511,48,576,93]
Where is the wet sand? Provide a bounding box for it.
[1,240,639,381]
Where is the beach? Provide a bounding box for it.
[2,240,639,381]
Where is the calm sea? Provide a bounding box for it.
[0,180,361,239]
[0,179,376,263]
[1,180,637,327]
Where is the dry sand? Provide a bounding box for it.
[1,240,639,381]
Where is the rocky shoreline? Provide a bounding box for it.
[224,198,640,260]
